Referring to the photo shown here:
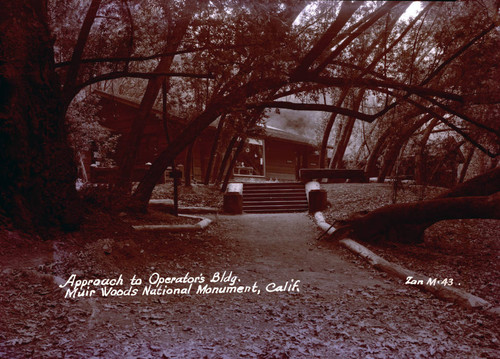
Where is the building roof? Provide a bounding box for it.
[94,90,316,148]
[262,125,315,147]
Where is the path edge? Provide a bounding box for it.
[132,214,212,232]
[309,195,499,316]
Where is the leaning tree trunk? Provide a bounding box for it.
[319,112,337,169]
[415,118,439,185]
[377,114,433,182]
[330,167,500,244]
[458,145,475,183]
[319,88,350,168]
[215,135,238,186]
[0,1,81,231]
[221,136,247,192]
[330,90,365,169]
[438,167,500,199]
[184,142,194,187]
[330,117,356,169]
[204,115,225,185]
[116,6,193,193]
[332,193,500,244]
[365,127,391,177]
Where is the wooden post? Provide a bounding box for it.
[169,169,182,216]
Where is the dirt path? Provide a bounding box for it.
[214,213,389,295]
[1,213,498,358]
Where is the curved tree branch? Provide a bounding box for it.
[295,74,464,102]
[385,90,499,158]
[422,96,500,138]
[54,44,261,68]
[313,1,406,75]
[71,71,214,98]
[63,0,102,104]
[248,101,376,123]
[291,0,362,77]
[373,22,496,118]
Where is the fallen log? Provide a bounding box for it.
[330,192,500,243]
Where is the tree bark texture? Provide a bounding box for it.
[319,89,349,168]
[319,112,337,169]
[377,114,433,182]
[184,142,194,187]
[62,0,102,104]
[332,193,500,244]
[0,1,81,231]
[415,118,439,185]
[216,135,238,186]
[204,116,225,184]
[458,145,475,183]
[131,77,283,211]
[330,168,500,243]
[221,136,246,193]
[116,4,194,193]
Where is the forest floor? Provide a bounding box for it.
[0,183,498,358]
[321,183,500,307]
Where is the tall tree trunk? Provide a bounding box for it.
[319,89,349,168]
[211,153,223,184]
[116,5,194,193]
[319,112,337,168]
[62,0,102,105]
[365,127,391,177]
[459,145,475,183]
[415,118,439,185]
[221,136,247,192]
[439,167,500,199]
[377,115,433,183]
[162,78,170,144]
[184,142,194,187]
[216,135,239,186]
[204,116,225,184]
[330,118,356,169]
[328,120,345,168]
[1,1,81,231]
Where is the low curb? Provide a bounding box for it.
[149,200,219,214]
[132,214,213,232]
[311,209,499,316]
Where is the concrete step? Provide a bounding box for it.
[243,182,304,189]
[242,182,308,213]
[244,188,305,194]
[244,196,307,202]
[243,205,309,213]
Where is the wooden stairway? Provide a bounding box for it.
[242,182,308,213]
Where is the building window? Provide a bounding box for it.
[234,138,265,176]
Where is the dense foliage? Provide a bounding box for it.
[1,0,499,228]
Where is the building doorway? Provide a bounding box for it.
[234,138,265,177]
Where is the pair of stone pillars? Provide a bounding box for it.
[223,183,327,214]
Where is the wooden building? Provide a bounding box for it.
[86,91,318,184]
